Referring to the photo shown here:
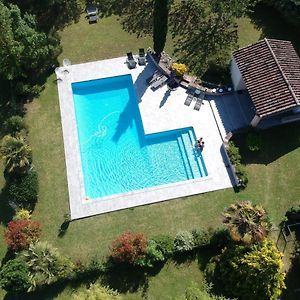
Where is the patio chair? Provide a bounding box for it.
[146,70,163,84]
[138,48,146,65]
[150,75,168,90]
[126,52,137,69]
[184,94,194,106]
[194,99,203,111]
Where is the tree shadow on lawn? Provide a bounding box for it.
[0,187,15,226]
[232,122,300,166]
[249,3,300,54]
[100,264,149,294]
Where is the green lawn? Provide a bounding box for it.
[1,5,300,299]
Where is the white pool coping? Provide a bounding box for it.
[56,57,234,219]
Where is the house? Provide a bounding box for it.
[231,38,300,128]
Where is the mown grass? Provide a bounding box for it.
[1,5,300,299]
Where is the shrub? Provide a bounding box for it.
[73,283,122,300]
[209,228,231,249]
[0,134,32,176]
[137,240,165,267]
[152,234,174,259]
[21,241,75,290]
[192,229,213,248]
[13,208,31,220]
[284,205,300,224]
[3,116,27,136]
[4,219,42,251]
[0,257,31,294]
[171,63,188,76]
[217,240,286,300]
[227,141,241,165]
[111,231,147,265]
[235,163,248,188]
[246,132,262,152]
[174,231,194,252]
[6,168,38,209]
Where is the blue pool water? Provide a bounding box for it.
[72,75,208,199]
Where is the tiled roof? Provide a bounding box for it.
[233,38,300,118]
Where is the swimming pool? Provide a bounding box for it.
[72,75,208,199]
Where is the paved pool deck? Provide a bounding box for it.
[56,57,234,220]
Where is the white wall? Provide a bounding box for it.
[230,57,246,91]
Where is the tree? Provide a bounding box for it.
[4,219,42,251]
[270,0,300,26]
[111,231,147,265]
[0,134,32,176]
[21,241,75,290]
[217,240,286,300]
[0,257,31,294]
[73,283,122,300]
[0,2,53,82]
[153,0,170,56]
[222,201,272,245]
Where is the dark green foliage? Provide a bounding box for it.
[216,240,286,300]
[209,228,231,249]
[227,141,248,188]
[153,0,170,55]
[151,234,174,258]
[270,0,300,26]
[246,132,262,152]
[6,168,38,209]
[137,240,165,267]
[174,231,194,252]
[3,115,27,136]
[284,205,300,224]
[192,229,212,248]
[0,257,31,294]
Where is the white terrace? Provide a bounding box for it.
[56,57,234,219]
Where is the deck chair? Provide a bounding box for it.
[146,70,163,84]
[126,52,137,69]
[194,99,203,111]
[184,94,194,106]
[151,75,168,90]
[138,48,146,65]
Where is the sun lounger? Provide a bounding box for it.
[184,94,194,106]
[126,52,137,69]
[138,48,146,65]
[194,99,203,111]
[146,71,163,84]
[151,75,168,90]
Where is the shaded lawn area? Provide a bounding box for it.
[1,9,300,300]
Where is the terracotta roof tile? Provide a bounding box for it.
[233,38,300,117]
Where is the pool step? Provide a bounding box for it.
[177,133,193,179]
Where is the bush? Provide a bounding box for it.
[209,228,231,249]
[111,231,147,265]
[192,229,213,248]
[217,240,286,300]
[137,240,165,267]
[284,206,300,224]
[152,234,174,259]
[6,168,38,209]
[0,258,31,294]
[21,241,75,290]
[3,116,27,136]
[4,219,42,251]
[227,141,248,189]
[13,208,31,220]
[171,63,188,76]
[174,231,194,252]
[73,283,122,300]
[246,132,262,152]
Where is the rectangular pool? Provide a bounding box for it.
[72,75,208,199]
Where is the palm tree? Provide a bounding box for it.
[222,201,272,245]
[0,134,32,175]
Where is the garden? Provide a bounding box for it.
[1,1,300,299]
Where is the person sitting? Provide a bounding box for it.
[197,137,203,148]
